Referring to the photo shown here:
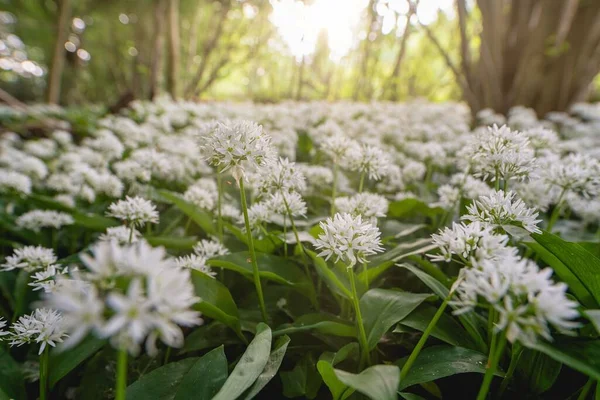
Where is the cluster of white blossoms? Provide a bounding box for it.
[334,193,389,225]
[174,238,230,278]
[107,196,159,228]
[0,309,67,354]
[314,213,384,267]
[44,240,202,355]
[0,169,32,195]
[1,246,71,293]
[16,210,74,232]
[99,226,141,245]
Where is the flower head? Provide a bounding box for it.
[16,210,74,232]
[5,308,67,354]
[107,196,159,228]
[1,246,57,272]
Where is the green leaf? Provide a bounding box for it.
[49,336,106,388]
[213,323,273,400]
[0,347,25,400]
[208,252,317,305]
[274,313,355,338]
[145,235,198,250]
[179,322,240,355]
[388,198,444,219]
[399,264,487,353]
[281,354,322,399]
[584,310,600,333]
[243,335,291,399]
[360,289,432,350]
[224,222,281,254]
[173,346,228,400]
[531,231,600,306]
[397,345,498,390]
[516,349,561,394]
[528,338,600,381]
[126,358,199,400]
[157,190,216,235]
[396,303,476,349]
[316,360,354,400]
[190,270,244,340]
[527,241,597,308]
[334,365,400,400]
[12,270,34,319]
[307,249,352,299]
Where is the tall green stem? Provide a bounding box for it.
[576,378,594,400]
[238,179,268,322]
[330,163,339,217]
[547,188,567,233]
[216,170,224,241]
[347,266,371,367]
[39,346,49,400]
[498,343,522,397]
[283,214,288,257]
[358,171,366,193]
[115,348,128,400]
[400,295,450,381]
[476,331,507,400]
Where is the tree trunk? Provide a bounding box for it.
[46,0,72,104]
[150,0,168,100]
[385,1,418,101]
[166,0,180,99]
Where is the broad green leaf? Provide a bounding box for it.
[531,231,600,305]
[224,222,281,254]
[334,365,400,400]
[388,198,444,219]
[179,322,240,355]
[157,190,216,235]
[173,346,228,400]
[316,360,354,400]
[528,338,600,381]
[49,336,106,388]
[12,270,34,319]
[243,335,291,399]
[360,242,437,285]
[516,349,561,394]
[213,323,273,400]
[145,235,198,250]
[399,393,426,400]
[397,345,499,390]
[370,238,433,266]
[584,310,600,333]
[360,289,432,349]
[527,240,597,308]
[307,249,352,299]
[274,313,355,338]
[396,303,476,349]
[208,252,317,305]
[319,342,360,366]
[0,347,25,400]
[190,270,244,340]
[126,358,199,400]
[399,264,487,353]
[281,354,322,399]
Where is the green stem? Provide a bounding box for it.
[115,348,128,400]
[347,266,371,367]
[183,217,192,236]
[283,214,288,257]
[502,179,508,192]
[400,295,450,381]
[39,346,49,400]
[128,225,134,244]
[406,255,451,287]
[330,163,339,217]
[498,343,523,397]
[547,188,567,233]
[576,378,594,400]
[163,347,172,365]
[217,170,224,242]
[476,331,507,400]
[238,179,268,323]
[358,171,366,193]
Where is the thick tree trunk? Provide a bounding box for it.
[166,0,181,99]
[46,0,72,104]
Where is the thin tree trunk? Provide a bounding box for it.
[385,1,417,101]
[167,0,180,99]
[46,0,72,104]
[296,56,305,100]
[150,0,168,100]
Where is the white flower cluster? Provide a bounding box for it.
[335,192,389,225]
[16,210,74,232]
[107,196,159,228]
[1,308,67,354]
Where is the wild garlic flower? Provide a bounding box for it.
[265,191,307,218]
[0,317,8,336]
[256,158,307,194]
[461,124,536,182]
[1,246,57,272]
[522,127,560,151]
[346,144,392,181]
[99,226,141,245]
[193,239,230,259]
[0,169,32,195]
[430,222,515,263]
[314,213,384,267]
[296,164,333,192]
[321,134,360,164]
[4,308,67,354]
[433,185,461,210]
[183,185,215,210]
[199,120,276,182]
[28,265,72,293]
[452,254,579,346]
[334,192,389,224]
[174,254,216,278]
[462,190,542,234]
[107,196,159,228]
[542,153,600,199]
[16,210,74,232]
